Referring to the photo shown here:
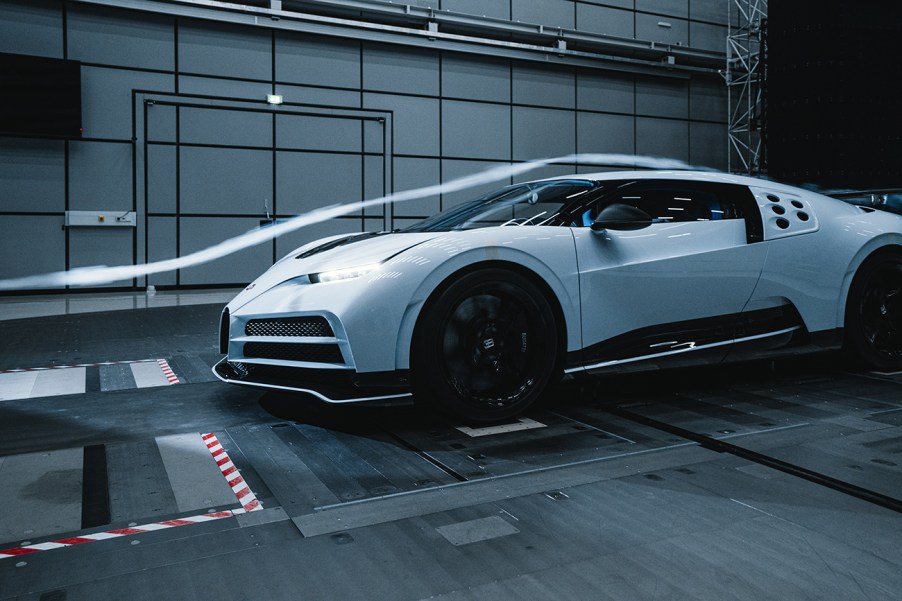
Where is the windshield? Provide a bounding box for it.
[403,180,601,232]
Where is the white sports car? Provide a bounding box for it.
[215,170,902,421]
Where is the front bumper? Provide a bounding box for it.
[213,359,412,404]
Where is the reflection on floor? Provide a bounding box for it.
[0,291,899,600]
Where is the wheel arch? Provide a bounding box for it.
[395,259,571,373]
[838,240,902,328]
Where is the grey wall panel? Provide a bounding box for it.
[146,145,177,214]
[277,114,362,153]
[276,152,362,215]
[0,138,65,213]
[636,14,688,46]
[147,104,177,143]
[274,84,361,109]
[178,75,271,101]
[635,0,687,19]
[0,216,64,278]
[512,163,575,184]
[178,217,271,285]
[146,217,176,286]
[68,141,132,211]
[511,0,575,29]
[0,0,63,58]
[276,32,360,88]
[442,101,511,160]
[178,20,271,81]
[512,107,576,161]
[635,76,688,119]
[362,43,439,97]
[392,157,440,217]
[636,116,689,161]
[363,155,386,218]
[81,67,174,141]
[275,217,363,259]
[180,146,272,215]
[180,107,272,148]
[441,159,511,209]
[364,93,440,157]
[364,120,386,154]
[689,77,727,123]
[584,0,633,8]
[512,63,576,109]
[441,54,510,103]
[689,121,727,171]
[576,112,635,155]
[576,70,634,114]
[67,4,173,71]
[68,228,133,287]
[440,0,510,19]
[690,0,734,26]
[690,21,727,53]
[576,4,634,37]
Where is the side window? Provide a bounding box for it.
[570,180,748,227]
[610,184,734,223]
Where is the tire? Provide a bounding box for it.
[412,268,559,423]
[844,250,902,371]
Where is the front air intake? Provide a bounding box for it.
[243,342,344,364]
[245,316,334,337]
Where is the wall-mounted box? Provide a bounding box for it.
[65,210,136,227]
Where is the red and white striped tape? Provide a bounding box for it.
[0,509,246,560]
[0,432,262,561]
[0,358,160,374]
[158,359,180,384]
[202,432,262,513]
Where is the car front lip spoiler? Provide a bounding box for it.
[212,358,413,404]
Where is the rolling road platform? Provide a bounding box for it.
[0,291,900,600]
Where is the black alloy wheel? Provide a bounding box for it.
[413,268,559,422]
[846,251,902,371]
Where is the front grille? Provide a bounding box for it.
[245,316,334,338]
[243,342,344,364]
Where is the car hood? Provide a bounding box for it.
[227,231,437,311]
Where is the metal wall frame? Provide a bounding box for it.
[725,0,767,176]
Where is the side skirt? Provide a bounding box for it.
[565,305,816,375]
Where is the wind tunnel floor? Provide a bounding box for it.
[0,296,900,600]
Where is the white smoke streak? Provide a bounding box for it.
[0,154,712,291]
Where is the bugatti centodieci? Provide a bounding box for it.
[214,170,902,422]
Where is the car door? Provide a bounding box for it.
[569,179,767,373]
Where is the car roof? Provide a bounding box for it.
[538,169,810,196]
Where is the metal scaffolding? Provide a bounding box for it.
[725,0,767,176]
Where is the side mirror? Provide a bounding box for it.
[591,203,655,232]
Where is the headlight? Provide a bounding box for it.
[309,263,380,284]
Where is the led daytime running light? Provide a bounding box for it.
[310,263,380,284]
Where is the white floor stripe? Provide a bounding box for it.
[0,371,39,401]
[455,418,547,438]
[1,358,176,400]
[31,368,86,398]
[130,361,173,388]
[156,433,239,513]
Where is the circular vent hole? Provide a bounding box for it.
[791,200,804,209]
[797,211,810,222]
[776,218,790,230]
[771,205,786,215]
[767,194,781,203]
